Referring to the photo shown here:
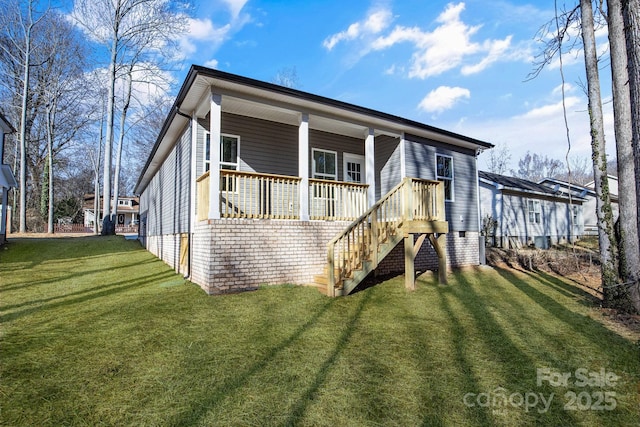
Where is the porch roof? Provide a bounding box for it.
[135,65,493,195]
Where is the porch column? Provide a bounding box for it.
[299,113,309,221]
[190,111,198,230]
[365,128,376,207]
[400,132,407,179]
[209,90,222,220]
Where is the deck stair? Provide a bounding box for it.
[310,177,449,297]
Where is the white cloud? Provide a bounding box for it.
[222,0,249,20]
[515,96,581,119]
[452,86,616,173]
[418,86,471,114]
[179,18,232,57]
[461,36,512,75]
[323,8,393,50]
[204,59,219,69]
[326,2,524,79]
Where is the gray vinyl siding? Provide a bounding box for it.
[309,129,363,181]
[223,113,298,176]
[375,135,401,200]
[479,184,585,245]
[198,113,299,177]
[140,125,192,236]
[404,135,479,232]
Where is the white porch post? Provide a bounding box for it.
[299,113,309,221]
[209,90,222,220]
[190,111,198,229]
[400,132,407,179]
[365,128,376,207]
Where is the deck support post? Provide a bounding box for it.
[404,234,415,290]
[428,233,448,285]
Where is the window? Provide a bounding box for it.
[528,200,541,224]
[204,132,240,173]
[436,154,454,201]
[312,149,337,180]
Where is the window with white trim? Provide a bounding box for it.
[204,132,240,172]
[312,148,337,180]
[205,132,240,191]
[436,154,454,201]
[528,200,541,224]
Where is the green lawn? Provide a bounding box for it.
[1,236,638,426]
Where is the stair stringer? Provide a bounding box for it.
[338,228,404,296]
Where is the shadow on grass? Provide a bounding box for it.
[284,291,372,425]
[1,236,142,268]
[0,269,177,323]
[492,267,628,353]
[435,285,494,426]
[526,268,600,306]
[446,272,580,425]
[173,295,340,426]
[0,257,161,295]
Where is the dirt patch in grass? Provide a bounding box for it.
[486,245,640,342]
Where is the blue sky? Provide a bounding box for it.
[177,0,615,173]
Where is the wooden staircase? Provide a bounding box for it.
[310,178,449,297]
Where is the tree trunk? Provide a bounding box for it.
[46,104,54,234]
[622,0,640,313]
[112,69,133,230]
[18,13,33,233]
[580,0,619,302]
[101,34,118,235]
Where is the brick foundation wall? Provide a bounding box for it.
[145,221,480,295]
[376,232,480,276]
[191,219,350,294]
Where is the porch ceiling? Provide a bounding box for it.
[184,74,399,139]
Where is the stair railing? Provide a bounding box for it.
[326,177,444,296]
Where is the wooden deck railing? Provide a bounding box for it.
[196,171,210,221]
[196,171,372,221]
[309,179,368,220]
[220,170,301,219]
[327,178,445,296]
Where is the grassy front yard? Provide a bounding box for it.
[1,236,638,426]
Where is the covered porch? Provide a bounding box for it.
[196,169,370,221]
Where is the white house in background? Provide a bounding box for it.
[539,176,619,236]
[0,113,17,244]
[83,194,140,231]
[479,171,585,249]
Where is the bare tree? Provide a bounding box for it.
[71,0,189,234]
[271,66,300,88]
[622,0,640,311]
[606,0,640,312]
[555,156,593,185]
[512,151,563,182]
[0,0,48,232]
[485,143,511,175]
[35,12,90,233]
[581,0,619,299]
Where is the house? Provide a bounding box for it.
[134,65,493,296]
[83,194,140,232]
[479,171,585,249]
[538,176,619,236]
[0,113,17,244]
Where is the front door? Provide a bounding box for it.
[343,153,365,184]
[343,153,366,217]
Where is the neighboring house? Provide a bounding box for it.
[134,66,493,296]
[479,171,585,249]
[538,176,619,236]
[0,113,17,244]
[83,194,140,231]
